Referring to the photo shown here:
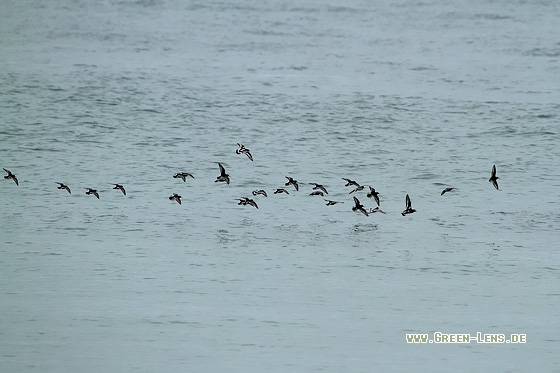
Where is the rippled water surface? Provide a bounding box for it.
[1,0,559,371]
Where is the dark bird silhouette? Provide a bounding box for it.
[3,168,18,186]
[309,190,324,196]
[113,184,126,195]
[401,194,416,216]
[489,165,499,190]
[237,197,258,209]
[252,189,267,197]
[324,199,343,206]
[349,185,365,194]
[173,172,194,182]
[352,196,369,216]
[285,176,298,191]
[85,188,100,199]
[274,188,289,194]
[441,187,454,196]
[342,178,360,187]
[236,143,253,161]
[366,186,380,206]
[169,193,182,205]
[56,182,71,194]
[368,207,386,214]
[309,183,328,194]
[215,163,230,184]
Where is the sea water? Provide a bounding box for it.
[1,0,559,371]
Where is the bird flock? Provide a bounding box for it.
[3,144,501,217]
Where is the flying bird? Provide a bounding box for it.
[274,188,289,194]
[489,165,499,190]
[85,188,100,199]
[368,207,386,214]
[113,184,126,195]
[245,198,258,209]
[3,168,18,186]
[56,182,71,194]
[169,193,182,205]
[237,197,258,209]
[324,199,343,206]
[342,178,360,187]
[309,183,328,194]
[236,143,253,161]
[285,176,298,191]
[215,163,230,184]
[173,172,194,182]
[252,189,267,197]
[366,186,380,206]
[352,196,369,216]
[441,187,454,196]
[349,185,365,194]
[309,190,324,196]
[401,194,416,216]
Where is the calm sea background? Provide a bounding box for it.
[1,0,559,371]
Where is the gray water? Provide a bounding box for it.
[1,0,559,371]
